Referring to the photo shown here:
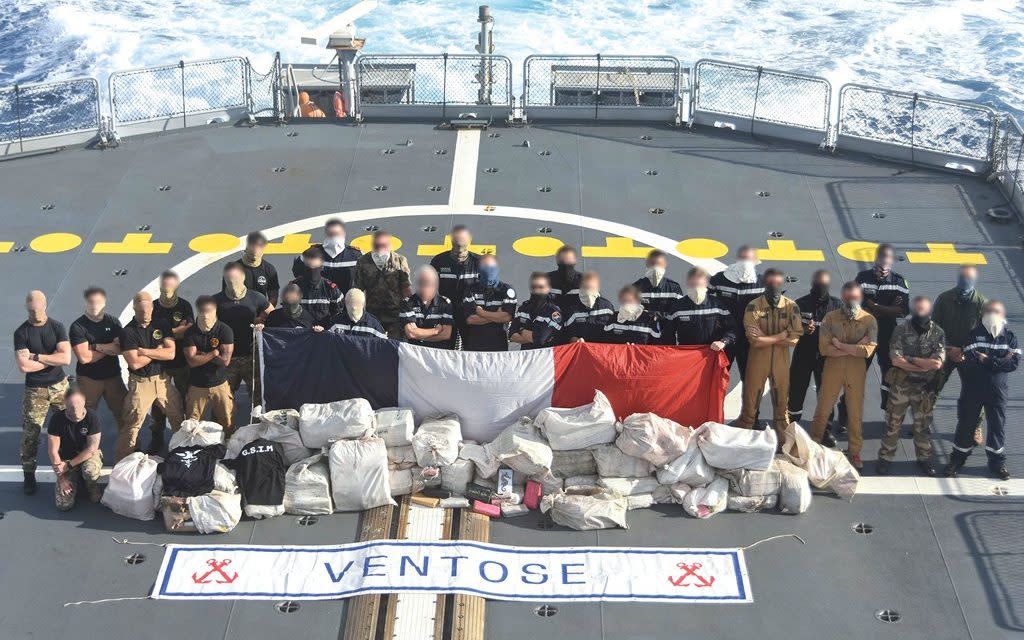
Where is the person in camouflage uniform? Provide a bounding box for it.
[352,231,411,338]
[877,296,946,476]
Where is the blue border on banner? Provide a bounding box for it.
[154,541,749,602]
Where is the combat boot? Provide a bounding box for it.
[23,470,36,495]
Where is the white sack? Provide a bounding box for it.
[283,453,333,515]
[668,482,693,504]
[260,411,314,465]
[657,442,715,487]
[598,476,660,496]
[615,413,691,467]
[299,399,375,448]
[540,490,629,530]
[626,494,655,510]
[781,422,859,499]
[374,407,415,447]
[329,437,395,511]
[245,503,285,519]
[389,468,422,497]
[485,417,552,476]
[652,484,675,504]
[591,445,653,478]
[681,476,729,519]
[224,424,262,460]
[727,493,778,513]
[550,450,597,479]
[261,408,300,430]
[187,490,242,533]
[535,390,617,450]
[387,445,417,470]
[169,420,224,450]
[412,415,463,468]
[458,442,500,479]
[563,474,600,489]
[695,421,776,471]
[776,458,813,514]
[721,461,782,497]
[441,458,475,496]
[101,452,162,521]
[214,463,237,494]
[529,471,564,494]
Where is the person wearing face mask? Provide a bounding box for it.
[327,289,389,339]
[14,290,72,495]
[69,287,127,438]
[510,272,562,350]
[854,243,910,411]
[809,282,877,470]
[603,285,662,345]
[430,225,480,348]
[150,270,194,454]
[291,247,343,325]
[462,254,517,351]
[787,270,841,442]
[562,271,616,343]
[933,264,988,446]
[235,231,280,306]
[47,386,103,510]
[710,245,764,382]
[945,301,1019,480]
[119,291,183,462]
[401,266,454,348]
[669,267,735,349]
[735,269,803,440]
[547,245,583,317]
[215,262,273,410]
[877,296,945,476]
[266,283,317,329]
[183,296,236,432]
[353,231,412,338]
[291,218,362,294]
[633,250,683,344]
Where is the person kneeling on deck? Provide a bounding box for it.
[877,296,944,477]
[327,289,389,339]
[401,266,454,348]
[266,283,317,329]
[183,295,235,432]
[462,254,517,351]
[603,285,662,344]
[48,386,102,511]
[562,271,615,343]
[509,272,562,350]
[735,269,802,439]
[119,292,183,461]
[945,301,1019,480]
[670,267,735,350]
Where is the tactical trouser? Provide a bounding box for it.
[879,377,937,461]
[186,382,235,433]
[937,360,984,434]
[20,377,69,472]
[811,356,867,456]
[728,333,752,383]
[736,344,791,438]
[950,383,1007,468]
[118,372,184,461]
[226,355,259,409]
[55,451,103,511]
[788,349,831,423]
[76,374,128,432]
[149,366,188,438]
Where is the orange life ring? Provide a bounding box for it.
[333,91,347,119]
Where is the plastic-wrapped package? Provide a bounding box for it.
[652,483,675,504]
[563,474,600,489]
[387,445,417,470]
[169,420,224,450]
[299,399,375,448]
[776,458,812,514]
[781,422,859,499]
[260,410,314,465]
[441,458,475,496]
[328,437,395,511]
[283,453,333,515]
[591,445,654,478]
[187,491,243,533]
[657,443,715,487]
[245,503,285,519]
[721,461,782,497]
[485,417,552,476]
[626,494,655,510]
[374,407,415,447]
[550,449,597,479]
[727,493,778,513]
[389,468,422,497]
[101,452,162,520]
[224,424,262,460]
[412,415,463,468]
[681,476,729,519]
[615,413,691,467]
[458,442,500,479]
[213,462,238,494]
[535,391,617,450]
[597,476,660,496]
[668,482,693,504]
[695,421,777,471]
[540,489,628,530]
[529,471,564,494]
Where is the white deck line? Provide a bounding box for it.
[391,504,447,640]
[448,129,481,210]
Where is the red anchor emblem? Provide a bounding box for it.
[192,558,238,585]
[668,562,715,588]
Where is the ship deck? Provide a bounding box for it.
[0,119,1022,639]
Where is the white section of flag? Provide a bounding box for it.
[152,541,751,603]
[396,344,554,441]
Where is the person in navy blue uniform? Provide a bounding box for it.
[429,225,479,349]
[603,285,662,345]
[291,247,343,325]
[562,271,616,343]
[462,254,517,351]
[670,267,735,350]
[788,270,842,444]
[709,245,763,381]
[266,284,318,329]
[401,266,454,348]
[291,218,362,294]
[510,272,562,350]
[855,243,910,410]
[547,245,583,315]
[326,289,389,340]
[633,249,683,344]
[945,301,1019,480]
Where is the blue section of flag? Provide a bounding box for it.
[260,328,399,410]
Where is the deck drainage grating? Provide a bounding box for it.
[852,522,874,535]
[488,132,501,138]
[286,131,299,137]
[537,186,552,193]
[640,135,653,141]
[768,231,784,238]
[257,204,273,212]
[538,227,552,233]
[992,485,1010,496]
[272,167,287,173]
[428,185,444,192]
[381,148,395,155]
[785,276,799,283]
[113,269,128,277]
[644,169,659,176]
[365,225,379,232]
[422,225,438,232]
[158,185,172,192]
[40,203,55,211]
[872,212,887,219]
[484,167,499,173]
[756,191,771,197]
[297,515,319,526]
[988,207,1013,222]
[124,554,146,566]
[434,149,448,156]
[373,185,389,191]
[538,150,551,156]
[276,601,300,613]
[875,610,901,624]
[12,246,26,253]
[534,605,558,617]
[650,208,665,215]
[137,225,151,232]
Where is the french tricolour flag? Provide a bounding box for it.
[259,329,728,441]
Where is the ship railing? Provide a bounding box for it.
[690,59,831,146]
[355,53,513,121]
[995,115,1024,215]
[0,78,102,156]
[836,84,997,173]
[522,55,682,123]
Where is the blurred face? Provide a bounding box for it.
[85,293,106,316]
[876,247,894,267]
[737,248,757,263]
[841,287,863,306]
[686,272,709,290]
[134,293,153,321]
[619,290,640,306]
[480,255,497,270]
[304,255,324,271]
[417,274,438,299]
[197,302,217,317]
[373,235,392,254]
[325,223,344,239]
[530,278,550,296]
[764,274,784,291]
[282,288,301,306]
[912,298,932,317]
[557,250,577,267]
[960,265,977,281]
[26,290,46,316]
[247,239,266,256]
[985,302,1006,322]
[65,392,86,416]
[452,229,471,249]
[812,272,831,290]
[160,275,180,294]
[224,267,245,286]
[647,254,668,270]
[581,275,600,294]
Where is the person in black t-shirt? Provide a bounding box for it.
[183,295,236,431]
[150,270,194,454]
[46,386,103,510]
[236,231,280,306]
[69,287,127,434]
[14,290,71,494]
[119,292,183,462]
[215,262,273,409]
[266,283,318,329]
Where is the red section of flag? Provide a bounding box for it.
[551,342,729,427]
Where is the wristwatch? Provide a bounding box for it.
[30,353,39,362]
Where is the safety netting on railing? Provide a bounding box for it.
[0,78,101,144]
[996,116,1024,203]
[838,85,996,161]
[355,54,513,108]
[110,57,249,125]
[246,55,281,117]
[523,55,680,109]
[692,60,830,131]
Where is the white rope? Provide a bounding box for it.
[111,536,167,548]
[64,596,151,607]
[741,533,805,551]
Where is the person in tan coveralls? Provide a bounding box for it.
[810,281,878,469]
[736,269,803,438]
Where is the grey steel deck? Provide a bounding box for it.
[0,120,1021,639]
